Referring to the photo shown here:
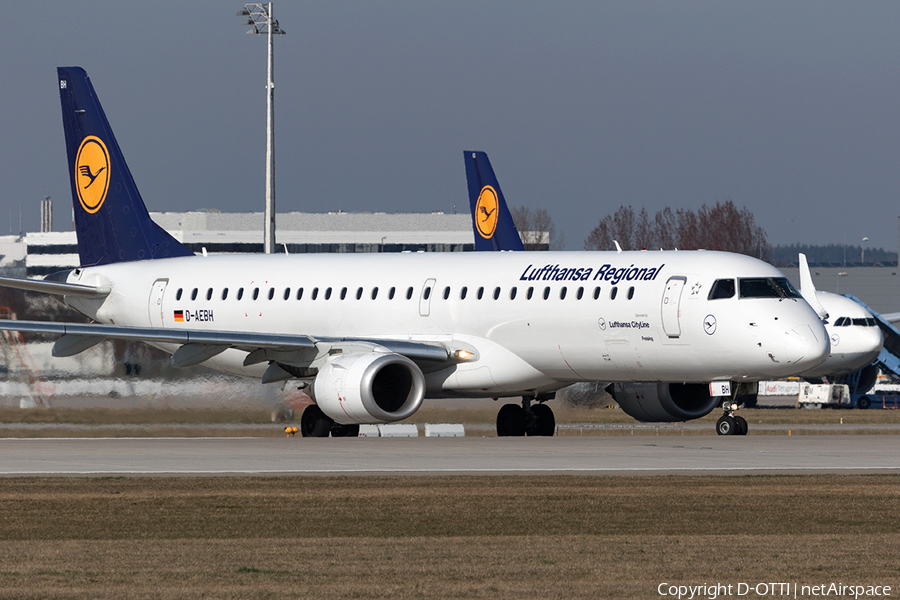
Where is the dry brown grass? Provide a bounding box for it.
[0,475,897,598]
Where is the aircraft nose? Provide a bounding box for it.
[785,324,830,369]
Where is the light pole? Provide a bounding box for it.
[861,237,869,265]
[837,271,847,294]
[237,3,285,254]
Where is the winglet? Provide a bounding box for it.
[464,151,525,251]
[798,253,828,319]
[57,67,193,266]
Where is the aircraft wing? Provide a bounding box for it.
[0,319,449,367]
[880,312,900,325]
[0,275,109,298]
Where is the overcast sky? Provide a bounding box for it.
[2,1,899,252]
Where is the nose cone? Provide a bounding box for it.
[785,323,830,371]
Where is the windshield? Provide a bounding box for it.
[739,277,802,300]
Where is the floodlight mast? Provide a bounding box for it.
[237,3,285,254]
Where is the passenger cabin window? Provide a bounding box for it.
[389,287,396,300]
[176,289,183,301]
[237,288,244,300]
[283,288,291,300]
[610,287,618,300]
[340,287,347,300]
[593,286,601,300]
[708,279,736,300]
[559,287,567,300]
[267,288,274,300]
[460,287,468,300]
[221,288,229,300]
[325,288,332,300]
[543,287,550,300]
[357,287,363,300]
[477,287,484,300]
[493,287,501,300]
[527,287,534,300]
[406,287,414,300]
[509,287,517,300]
[252,288,259,300]
[206,288,213,301]
[627,286,635,300]
[296,288,303,300]
[312,287,319,300]
[371,287,378,300]
[739,278,802,299]
[576,287,584,300]
[191,288,198,301]
[423,286,432,301]
[443,286,450,300]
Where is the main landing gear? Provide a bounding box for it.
[715,401,748,436]
[300,404,360,438]
[496,394,556,437]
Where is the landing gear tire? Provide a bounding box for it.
[527,403,556,436]
[497,403,526,437]
[734,416,748,436]
[331,423,360,438]
[716,415,736,436]
[301,404,333,437]
[857,396,871,410]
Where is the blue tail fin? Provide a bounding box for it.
[57,67,193,266]
[464,151,525,251]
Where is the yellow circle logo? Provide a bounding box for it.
[75,136,110,214]
[475,185,499,239]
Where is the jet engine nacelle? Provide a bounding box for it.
[609,382,719,422]
[311,352,425,424]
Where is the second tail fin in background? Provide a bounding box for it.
[464,151,525,251]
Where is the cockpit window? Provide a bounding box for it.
[852,318,868,327]
[708,279,735,300]
[739,277,802,300]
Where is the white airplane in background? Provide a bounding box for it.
[0,67,830,437]
[795,254,882,399]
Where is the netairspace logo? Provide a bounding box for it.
[657,582,893,599]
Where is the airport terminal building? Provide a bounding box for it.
[0,210,505,278]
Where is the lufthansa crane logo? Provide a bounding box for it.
[75,136,110,214]
[475,185,499,239]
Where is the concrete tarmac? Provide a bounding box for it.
[1,435,898,476]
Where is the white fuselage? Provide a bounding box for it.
[63,250,830,397]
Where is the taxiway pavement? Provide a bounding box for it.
[0,435,898,476]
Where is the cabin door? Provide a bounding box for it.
[148,279,168,327]
[661,276,687,338]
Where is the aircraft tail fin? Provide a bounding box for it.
[57,67,193,266]
[798,253,828,319]
[464,151,525,251]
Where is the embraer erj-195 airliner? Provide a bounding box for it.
[0,67,829,437]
